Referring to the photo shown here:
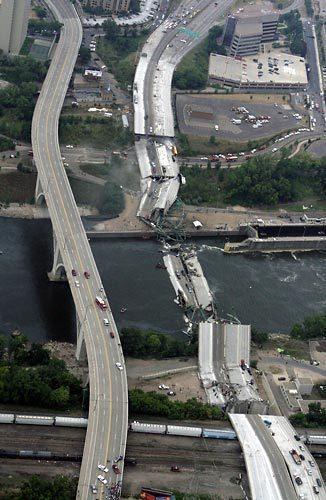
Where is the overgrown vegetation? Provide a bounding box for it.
[97,21,149,89]
[279,11,306,56]
[304,0,313,17]
[290,402,326,427]
[4,475,77,500]
[0,136,15,152]
[59,115,132,149]
[120,327,197,358]
[0,54,47,141]
[180,154,326,207]
[0,334,82,410]
[291,313,326,340]
[129,389,224,420]
[173,26,225,90]
[99,181,125,216]
[28,19,62,36]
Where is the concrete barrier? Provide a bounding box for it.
[139,365,197,380]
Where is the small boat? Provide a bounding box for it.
[120,307,127,313]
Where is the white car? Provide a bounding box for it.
[98,464,109,473]
[75,280,80,287]
[115,362,123,371]
[97,475,107,485]
[103,318,109,327]
[272,147,278,152]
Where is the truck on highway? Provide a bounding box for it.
[290,449,301,465]
[95,296,107,310]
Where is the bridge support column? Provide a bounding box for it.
[35,175,46,206]
[76,312,87,362]
[47,232,67,282]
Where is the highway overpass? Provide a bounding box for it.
[32,1,128,498]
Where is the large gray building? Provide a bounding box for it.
[0,0,31,55]
[223,8,279,57]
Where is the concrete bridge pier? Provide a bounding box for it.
[76,312,87,363]
[47,232,67,282]
[35,175,46,206]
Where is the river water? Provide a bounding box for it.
[0,218,325,342]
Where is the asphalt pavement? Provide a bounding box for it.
[32,1,128,499]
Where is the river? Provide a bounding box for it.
[0,218,325,342]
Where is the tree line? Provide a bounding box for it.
[173,25,225,90]
[180,154,326,207]
[291,313,326,340]
[129,389,224,420]
[0,54,47,141]
[0,334,82,410]
[290,402,326,428]
[120,327,197,358]
[279,11,306,56]
[3,475,77,500]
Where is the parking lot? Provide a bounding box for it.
[176,93,307,140]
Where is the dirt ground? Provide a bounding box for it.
[93,193,147,232]
[129,368,206,403]
[310,340,326,366]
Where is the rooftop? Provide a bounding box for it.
[209,52,308,87]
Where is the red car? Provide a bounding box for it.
[84,271,90,279]
[112,464,121,474]
[110,331,115,339]
[72,269,77,276]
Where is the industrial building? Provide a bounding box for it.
[223,7,279,56]
[81,0,130,13]
[0,0,31,54]
[209,53,308,91]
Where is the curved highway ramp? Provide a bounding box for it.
[31,1,128,498]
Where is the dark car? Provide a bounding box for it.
[171,466,180,472]
[112,464,121,474]
[295,476,303,485]
[299,454,305,461]
[84,271,90,279]
[72,269,77,276]
[110,331,115,339]
[316,478,322,487]
[294,435,301,441]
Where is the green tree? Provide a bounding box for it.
[102,19,120,42]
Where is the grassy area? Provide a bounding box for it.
[96,33,147,90]
[80,157,140,191]
[0,172,36,204]
[173,26,225,90]
[264,337,310,360]
[59,115,133,150]
[19,37,34,56]
[80,163,111,178]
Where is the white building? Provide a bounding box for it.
[0,0,31,55]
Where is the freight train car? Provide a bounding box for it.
[15,415,55,426]
[166,425,202,437]
[129,422,166,434]
[202,429,236,440]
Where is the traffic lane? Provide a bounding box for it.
[34,2,127,496]
[146,0,233,131]
[260,356,326,377]
[247,415,297,500]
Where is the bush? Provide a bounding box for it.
[291,313,326,340]
[12,476,77,500]
[0,336,82,410]
[120,327,197,358]
[100,181,125,216]
[0,136,14,152]
[129,389,224,420]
